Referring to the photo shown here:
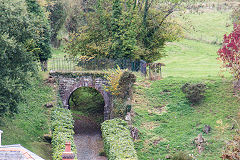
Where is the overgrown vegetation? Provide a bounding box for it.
[0,78,54,160]
[104,67,136,117]
[101,118,138,160]
[0,0,37,115]
[51,100,77,160]
[181,83,206,104]
[25,0,52,71]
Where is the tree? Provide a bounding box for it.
[25,0,52,71]
[0,0,37,115]
[110,0,138,59]
[218,24,240,88]
[66,0,183,62]
[47,0,66,48]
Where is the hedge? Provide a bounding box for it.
[51,101,77,160]
[101,118,138,160]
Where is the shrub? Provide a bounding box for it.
[104,69,136,117]
[103,66,126,96]
[181,83,206,104]
[118,71,136,99]
[221,114,240,159]
[101,118,138,160]
[51,101,77,160]
[172,151,193,160]
[217,24,240,87]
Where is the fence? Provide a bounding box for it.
[49,58,165,80]
[49,58,141,72]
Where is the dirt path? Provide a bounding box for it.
[73,116,107,160]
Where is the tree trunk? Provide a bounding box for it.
[143,0,149,27]
[40,60,48,72]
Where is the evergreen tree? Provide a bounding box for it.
[48,0,66,48]
[110,0,137,59]
[25,0,51,71]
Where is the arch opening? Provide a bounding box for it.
[68,87,105,133]
[68,87,107,159]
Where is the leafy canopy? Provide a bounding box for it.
[25,0,52,62]
[66,0,183,62]
[0,0,37,115]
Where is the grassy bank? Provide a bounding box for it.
[0,77,54,160]
[132,10,239,159]
[133,77,239,160]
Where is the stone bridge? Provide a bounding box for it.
[49,71,113,120]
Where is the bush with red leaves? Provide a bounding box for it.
[218,24,240,81]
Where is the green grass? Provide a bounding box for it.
[160,39,231,78]
[158,10,234,78]
[0,78,54,160]
[133,77,239,160]
[180,11,233,44]
[51,47,66,58]
[133,10,239,160]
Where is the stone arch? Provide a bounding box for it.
[60,77,112,120]
[66,86,105,110]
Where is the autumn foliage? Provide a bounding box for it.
[218,24,240,81]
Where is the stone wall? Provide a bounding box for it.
[49,71,113,120]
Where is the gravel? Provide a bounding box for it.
[73,117,107,160]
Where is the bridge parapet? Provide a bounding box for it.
[50,71,113,120]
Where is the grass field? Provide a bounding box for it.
[181,11,233,44]
[159,39,231,78]
[133,10,238,160]
[158,10,233,78]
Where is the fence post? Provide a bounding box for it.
[140,60,147,76]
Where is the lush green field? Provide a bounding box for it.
[159,39,231,78]
[181,11,232,44]
[156,10,233,78]
[133,10,238,160]
[0,78,54,160]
